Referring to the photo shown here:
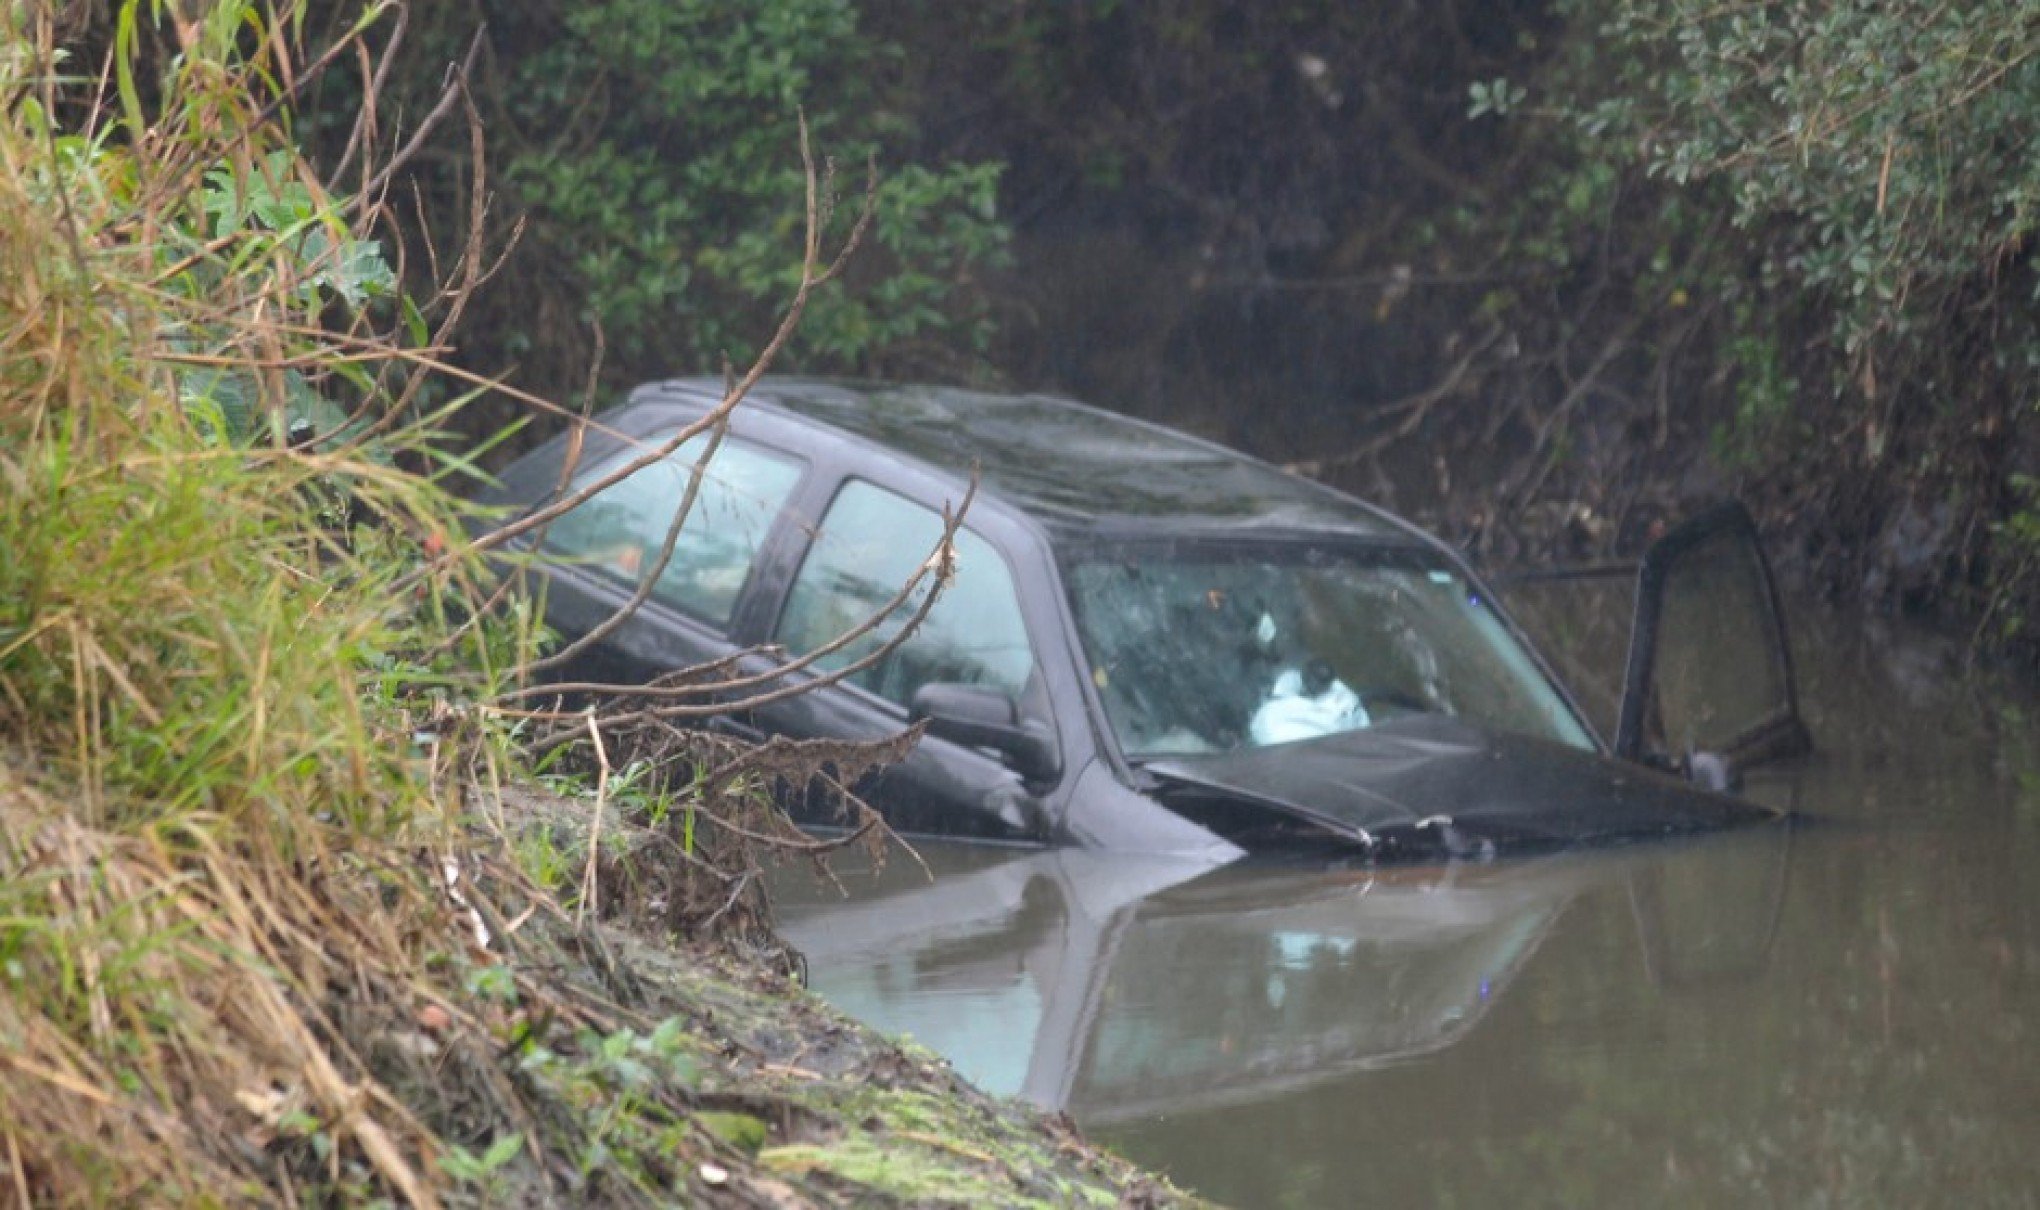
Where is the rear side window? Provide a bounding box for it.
[543,432,802,627]
[774,481,1035,708]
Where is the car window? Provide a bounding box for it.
[1065,543,1595,758]
[774,480,1035,708]
[542,432,802,628]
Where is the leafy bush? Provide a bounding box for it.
[306,0,1011,397]
[1579,0,2034,621]
[1563,0,2040,393]
[1426,0,2040,638]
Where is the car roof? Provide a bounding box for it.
[648,377,1412,544]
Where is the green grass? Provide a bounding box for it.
[0,9,1198,1207]
[0,8,521,1203]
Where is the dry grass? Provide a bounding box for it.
[0,10,1189,1207]
[0,10,520,1204]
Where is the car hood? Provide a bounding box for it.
[1143,715,1776,855]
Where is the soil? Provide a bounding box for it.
[440,781,1208,1208]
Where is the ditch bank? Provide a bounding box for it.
[472,782,1205,1208]
[0,762,1199,1209]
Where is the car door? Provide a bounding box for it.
[750,475,1061,843]
[529,424,809,691]
[1614,502,1812,780]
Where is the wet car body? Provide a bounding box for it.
[483,378,1810,863]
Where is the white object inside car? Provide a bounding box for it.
[1250,667,1370,746]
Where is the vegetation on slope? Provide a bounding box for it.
[0,7,1188,1205]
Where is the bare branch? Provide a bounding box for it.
[578,711,610,923]
[523,417,731,674]
[331,2,410,184]
[1285,324,1502,478]
[347,28,484,216]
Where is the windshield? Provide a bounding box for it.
[1064,542,1596,759]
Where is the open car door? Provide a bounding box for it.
[1614,502,1811,781]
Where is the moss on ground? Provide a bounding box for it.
[470,782,1202,1206]
[556,927,1194,1207]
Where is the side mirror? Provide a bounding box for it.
[1616,502,1812,778]
[909,683,1062,783]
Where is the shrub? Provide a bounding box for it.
[300,0,1012,399]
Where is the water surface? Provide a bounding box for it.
[771,607,2040,1206]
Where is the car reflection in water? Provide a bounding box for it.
[773,823,1793,1123]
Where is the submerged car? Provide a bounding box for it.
[484,378,1810,863]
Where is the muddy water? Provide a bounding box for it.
[770,605,2040,1207]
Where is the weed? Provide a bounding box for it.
[0,7,1194,1207]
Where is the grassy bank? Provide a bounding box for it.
[0,9,1191,1206]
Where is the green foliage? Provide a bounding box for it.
[438,1132,524,1192]
[1,22,479,840]
[465,962,520,1005]
[1987,474,2040,641]
[1567,0,2040,368]
[0,9,1197,1206]
[508,1018,706,1187]
[202,150,398,309]
[1712,324,1801,469]
[339,0,1009,389]
[0,5,539,1201]
[1467,77,1527,118]
[1416,0,2040,638]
